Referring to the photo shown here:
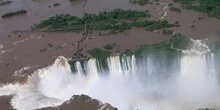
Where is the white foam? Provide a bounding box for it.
[0,41,219,110]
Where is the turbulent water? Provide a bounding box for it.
[0,40,220,110]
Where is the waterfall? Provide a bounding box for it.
[76,61,83,74]
[0,40,219,110]
[177,40,219,109]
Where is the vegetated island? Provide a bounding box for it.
[174,0,220,18]
[1,10,27,18]
[170,6,182,13]
[33,9,178,34]
[130,0,151,5]
[0,0,12,6]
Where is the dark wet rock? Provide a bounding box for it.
[39,94,117,110]
[197,108,216,110]
[0,96,15,110]
[99,103,118,110]
[53,3,61,7]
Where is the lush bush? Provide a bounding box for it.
[130,0,149,5]
[86,35,191,61]
[135,35,191,58]
[36,9,150,31]
[170,7,181,13]
[0,1,12,6]
[87,48,111,71]
[122,49,133,56]
[146,20,177,31]
[103,43,117,50]
[1,10,27,18]
[162,29,174,35]
[87,48,111,59]
[68,60,76,72]
[174,0,220,18]
[35,9,177,33]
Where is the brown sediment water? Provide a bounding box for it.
[80,28,172,53]
[0,29,171,83]
[0,32,82,83]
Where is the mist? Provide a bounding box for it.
[0,39,220,110]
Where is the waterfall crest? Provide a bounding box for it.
[0,40,219,110]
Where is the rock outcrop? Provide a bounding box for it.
[38,94,117,110]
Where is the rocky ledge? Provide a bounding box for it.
[38,94,117,110]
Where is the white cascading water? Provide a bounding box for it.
[176,40,219,109]
[0,39,220,110]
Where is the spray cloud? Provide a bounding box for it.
[0,40,220,110]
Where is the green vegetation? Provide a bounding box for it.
[35,9,177,33]
[81,35,191,72]
[122,49,133,56]
[162,29,174,35]
[87,48,111,71]
[86,35,191,60]
[145,20,177,31]
[68,35,192,72]
[130,0,149,5]
[174,0,220,18]
[198,16,204,20]
[35,9,150,32]
[170,7,181,13]
[135,35,191,59]
[68,60,76,72]
[1,10,27,18]
[103,43,117,50]
[68,59,88,72]
[87,48,111,59]
[0,1,12,6]
[171,35,191,49]
[72,52,88,60]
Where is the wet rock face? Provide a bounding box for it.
[39,94,117,110]
[54,56,71,70]
[197,109,216,110]
[99,103,118,110]
[0,96,14,110]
